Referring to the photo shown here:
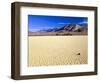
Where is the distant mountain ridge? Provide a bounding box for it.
[37,24,87,33]
[28,23,87,36]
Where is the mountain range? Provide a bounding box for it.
[38,24,87,33]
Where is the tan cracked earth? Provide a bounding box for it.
[28,36,88,67]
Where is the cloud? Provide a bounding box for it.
[79,21,87,24]
[58,22,67,24]
[29,28,40,32]
[29,26,55,32]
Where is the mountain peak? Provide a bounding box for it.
[35,23,87,33]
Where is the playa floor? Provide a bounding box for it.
[28,36,88,66]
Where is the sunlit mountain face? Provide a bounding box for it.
[37,23,87,33]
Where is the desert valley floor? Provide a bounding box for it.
[28,36,88,66]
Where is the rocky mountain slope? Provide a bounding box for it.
[39,24,87,33]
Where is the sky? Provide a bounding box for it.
[28,15,88,32]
